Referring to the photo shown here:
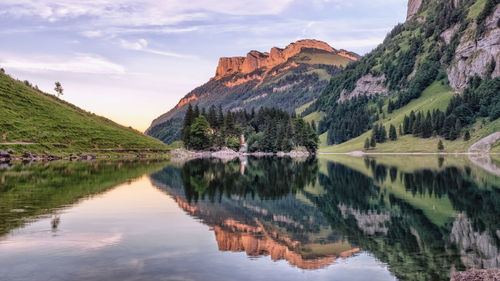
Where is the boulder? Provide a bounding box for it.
[451,269,500,281]
[0,150,9,157]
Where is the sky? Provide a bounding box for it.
[0,0,407,132]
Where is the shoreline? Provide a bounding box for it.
[319,151,500,156]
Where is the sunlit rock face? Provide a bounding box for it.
[450,213,500,269]
[214,39,358,79]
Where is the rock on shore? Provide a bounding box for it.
[451,269,500,281]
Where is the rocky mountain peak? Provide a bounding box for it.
[214,39,357,80]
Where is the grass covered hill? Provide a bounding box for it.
[0,71,168,156]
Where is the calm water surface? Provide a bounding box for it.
[0,156,499,281]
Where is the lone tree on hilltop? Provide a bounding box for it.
[54,82,64,98]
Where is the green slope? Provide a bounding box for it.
[0,72,169,155]
[320,81,500,152]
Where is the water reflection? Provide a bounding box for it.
[0,160,168,235]
[150,157,359,270]
[0,156,499,281]
[150,156,500,280]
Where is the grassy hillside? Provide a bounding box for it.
[320,81,500,152]
[0,72,169,155]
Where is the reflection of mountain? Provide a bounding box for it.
[150,157,360,270]
[151,156,500,280]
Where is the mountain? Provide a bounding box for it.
[146,39,359,144]
[0,71,168,156]
[305,0,500,153]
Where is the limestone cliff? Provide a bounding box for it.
[214,39,359,79]
[407,0,424,20]
[447,4,500,90]
[338,74,388,102]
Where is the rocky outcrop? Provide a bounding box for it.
[441,24,460,45]
[451,269,500,281]
[447,5,500,90]
[338,74,388,102]
[214,39,358,79]
[176,94,198,108]
[407,0,423,20]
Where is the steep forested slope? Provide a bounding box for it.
[305,0,500,152]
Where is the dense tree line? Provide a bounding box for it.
[400,77,500,140]
[181,104,319,152]
[364,123,397,150]
[319,95,378,145]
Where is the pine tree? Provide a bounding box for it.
[438,139,444,151]
[193,105,200,118]
[380,125,387,143]
[217,105,224,130]
[370,134,376,148]
[388,100,394,114]
[224,110,235,137]
[454,119,462,140]
[182,104,194,147]
[403,115,410,135]
[389,124,397,141]
[207,105,217,128]
[464,129,470,141]
[364,138,370,150]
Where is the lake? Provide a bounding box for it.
[0,155,499,281]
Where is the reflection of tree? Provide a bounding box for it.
[0,160,168,236]
[149,157,356,269]
[306,159,500,281]
[178,157,318,203]
[399,167,500,240]
[305,162,463,281]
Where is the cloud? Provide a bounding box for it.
[0,0,294,25]
[0,54,126,74]
[81,30,103,38]
[119,39,197,59]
